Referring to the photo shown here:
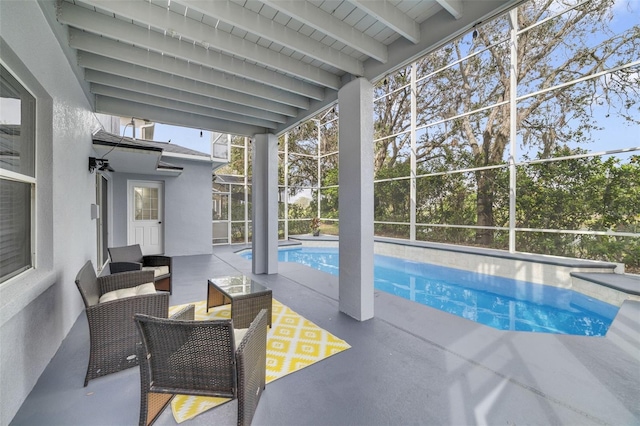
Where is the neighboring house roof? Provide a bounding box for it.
[92,129,212,175]
[93,129,209,157]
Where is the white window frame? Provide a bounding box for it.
[0,63,36,284]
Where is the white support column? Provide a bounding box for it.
[244,137,249,245]
[252,133,279,274]
[508,9,518,253]
[316,120,322,220]
[284,133,289,240]
[410,63,417,241]
[338,77,374,321]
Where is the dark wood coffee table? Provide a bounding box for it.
[207,275,272,329]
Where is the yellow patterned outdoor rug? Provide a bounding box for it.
[167,299,351,423]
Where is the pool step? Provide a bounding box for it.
[571,272,640,296]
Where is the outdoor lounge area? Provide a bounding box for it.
[2,1,639,425]
[11,245,640,425]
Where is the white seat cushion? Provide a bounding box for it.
[234,328,248,346]
[142,266,170,277]
[99,282,156,303]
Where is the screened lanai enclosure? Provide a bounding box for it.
[211,0,640,272]
[5,0,640,424]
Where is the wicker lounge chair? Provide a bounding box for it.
[134,308,268,426]
[74,260,169,386]
[108,244,173,294]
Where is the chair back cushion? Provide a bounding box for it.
[108,244,144,263]
[135,315,237,396]
[75,261,100,307]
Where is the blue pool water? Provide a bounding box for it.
[240,247,619,336]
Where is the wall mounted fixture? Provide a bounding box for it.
[88,157,114,173]
[472,21,482,39]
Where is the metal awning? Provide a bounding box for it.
[92,128,214,175]
[54,0,521,137]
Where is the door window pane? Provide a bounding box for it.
[134,186,158,220]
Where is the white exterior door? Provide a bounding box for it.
[128,180,164,255]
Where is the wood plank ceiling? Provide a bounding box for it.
[55,0,521,137]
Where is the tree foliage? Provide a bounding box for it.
[512,150,639,267]
[372,0,639,246]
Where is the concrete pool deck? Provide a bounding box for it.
[10,244,640,425]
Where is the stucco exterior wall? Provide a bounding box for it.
[0,3,213,422]
[0,2,109,424]
[110,157,214,257]
[164,158,214,256]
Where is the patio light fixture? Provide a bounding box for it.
[472,21,482,39]
[88,157,114,173]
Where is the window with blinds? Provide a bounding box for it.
[0,64,36,283]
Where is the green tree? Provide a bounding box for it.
[286,121,318,194]
[373,0,640,246]
[321,167,339,218]
[510,148,639,268]
[374,162,411,223]
[319,111,339,219]
[515,147,607,254]
[599,155,640,233]
[216,135,249,177]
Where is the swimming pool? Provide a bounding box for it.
[240,246,619,336]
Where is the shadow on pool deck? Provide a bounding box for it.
[10,244,640,426]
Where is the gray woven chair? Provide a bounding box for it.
[134,308,268,426]
[108,244,173,294]
[74,260,169,386]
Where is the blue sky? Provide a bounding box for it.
[151,124,212,154]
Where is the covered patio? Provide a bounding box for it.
[11,245,640,425]
[2,1,639,425]
[3,1,530,420]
